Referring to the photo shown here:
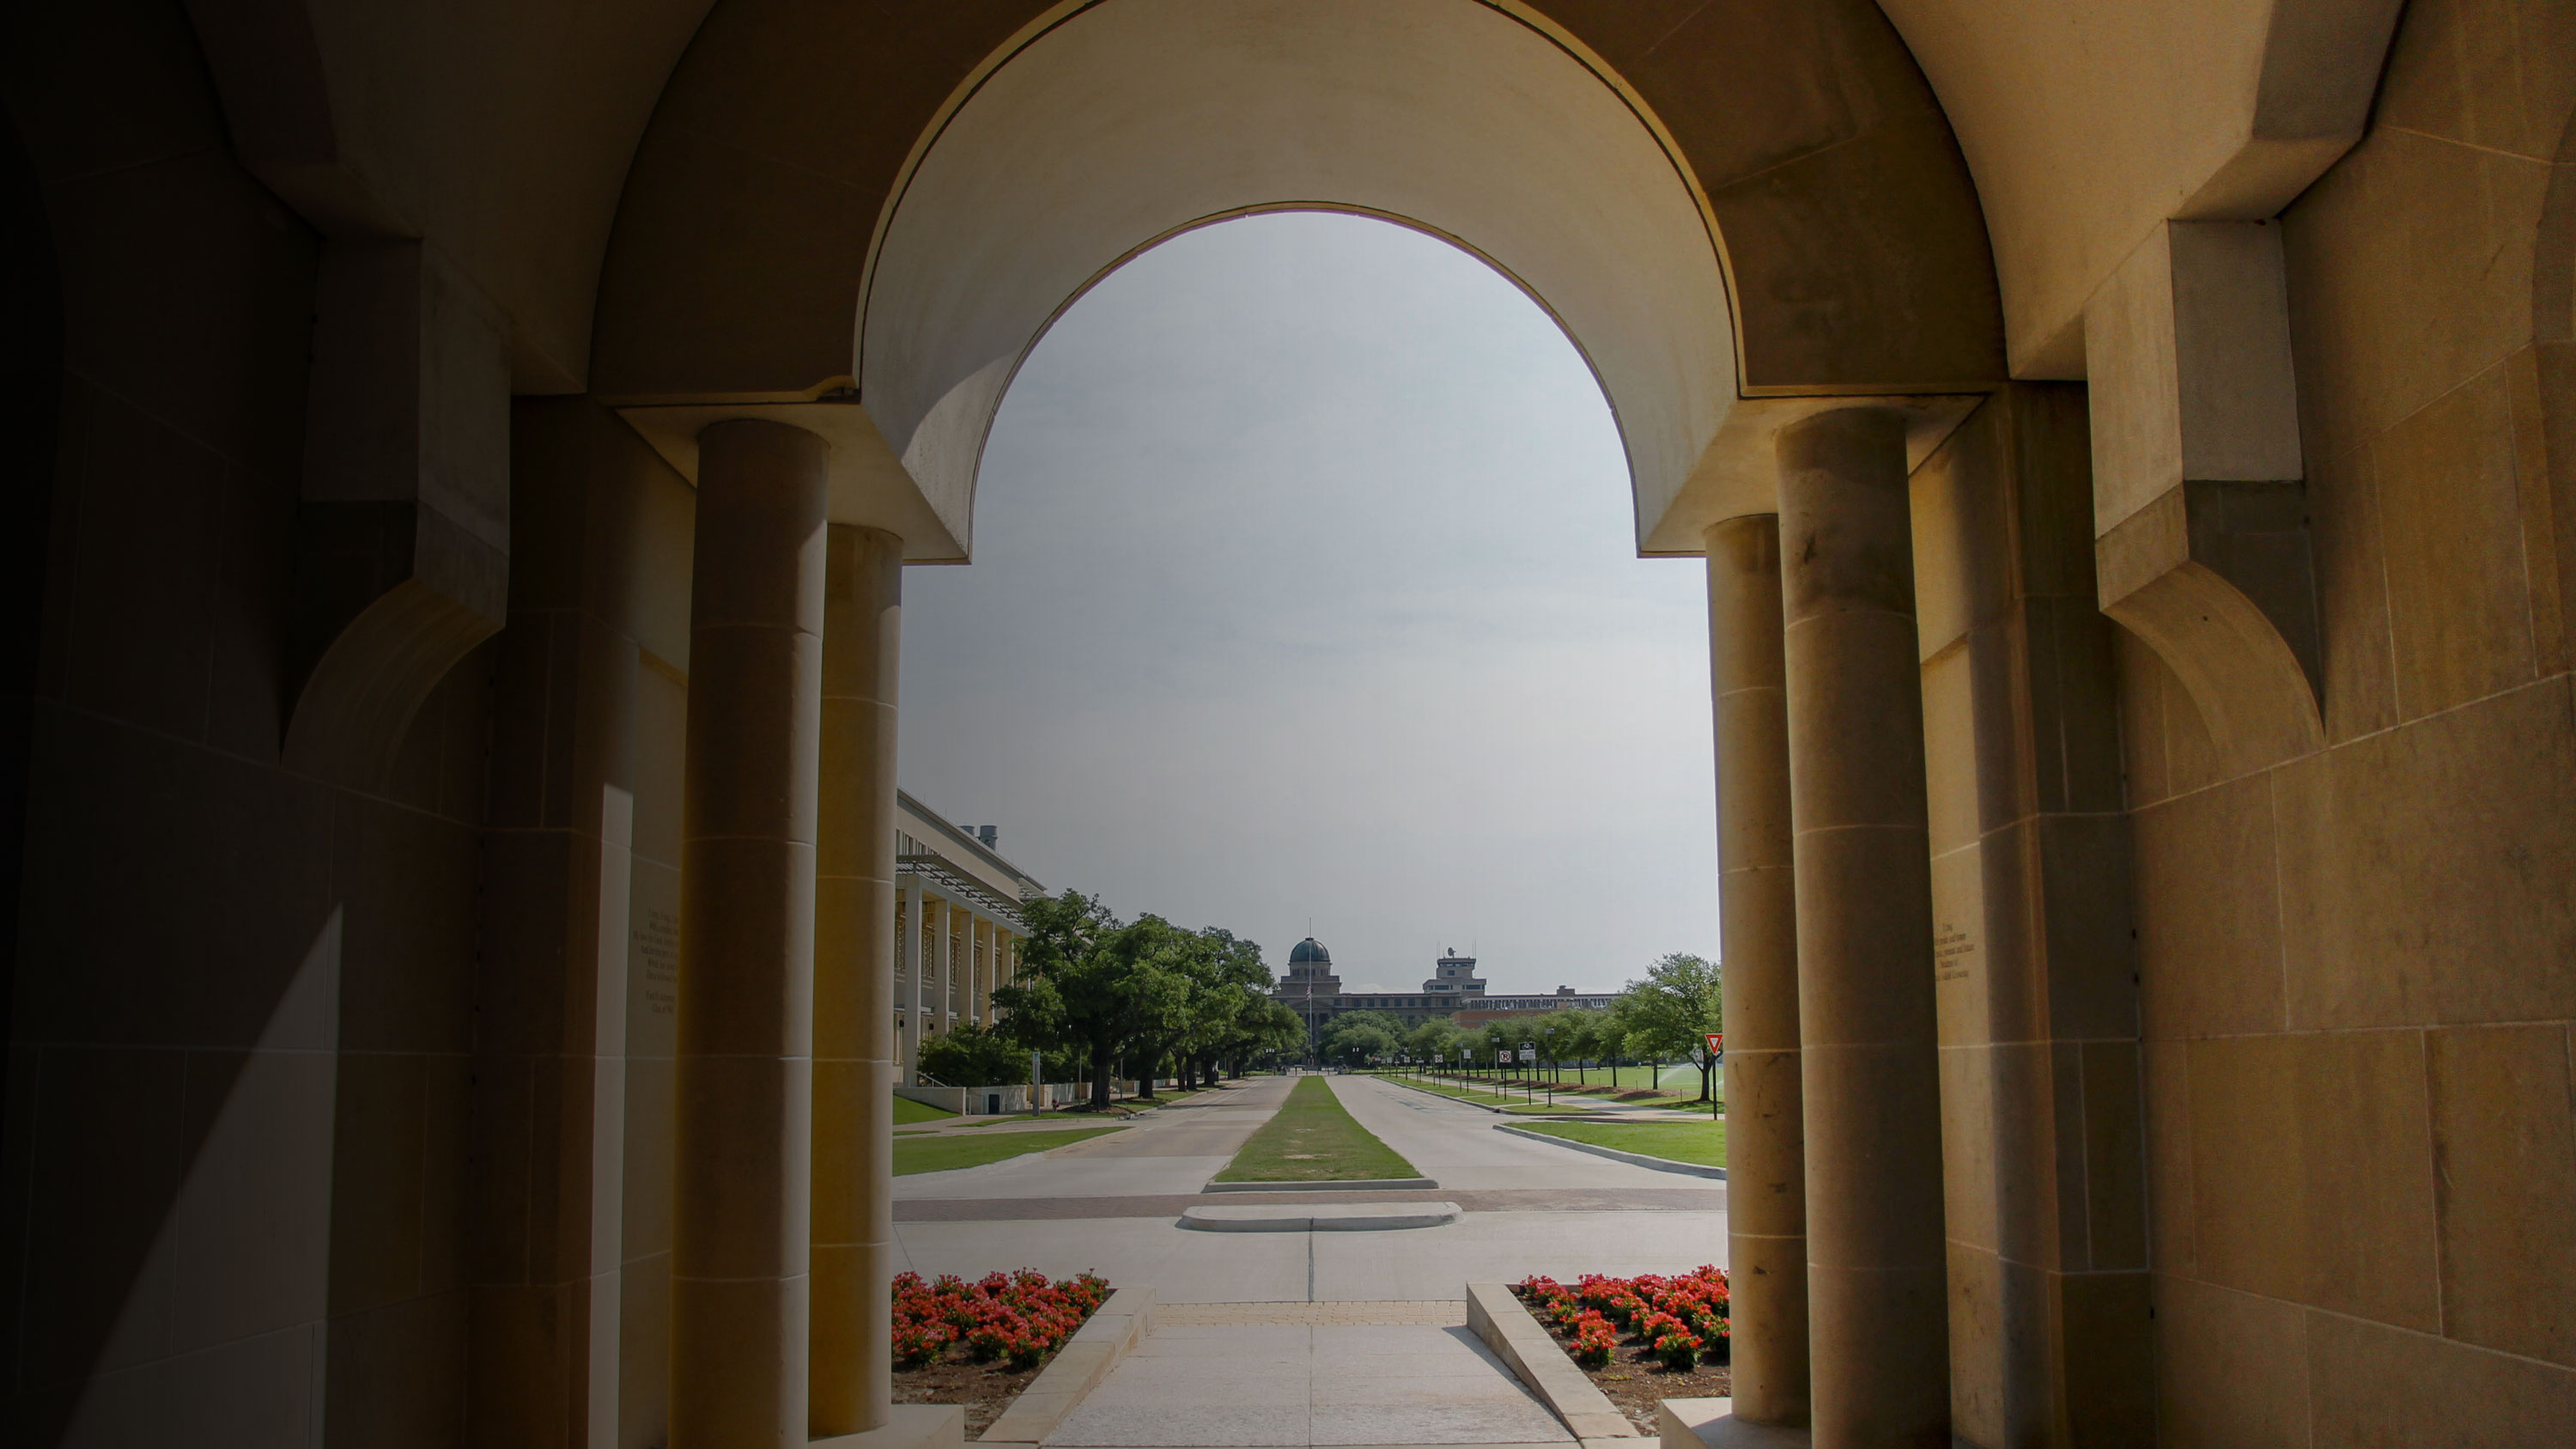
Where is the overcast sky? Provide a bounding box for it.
[897,212,1715,995]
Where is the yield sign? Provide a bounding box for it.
[1705,1032,1723,1054]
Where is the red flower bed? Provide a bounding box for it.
[894,1269,1111,1372]
[1515,1266,1731,1367]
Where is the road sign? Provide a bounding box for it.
[1706,1032,1723,1055]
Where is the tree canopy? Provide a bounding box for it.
[991,889,1296,1107]
[1614,952,1723,1100]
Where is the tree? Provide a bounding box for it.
[1321,1020,1397,1068]
[1318,1009,1405,1069]
[1159,928,1273,1090]
[1614,953,1723,1101]
[993,892,1190,1110]
[1224,996,1305,1077]
[1404,1018,1460,1067]
[1530,1010,1589,1082]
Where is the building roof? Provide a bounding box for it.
[1289,936,1332,965]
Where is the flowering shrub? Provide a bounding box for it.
[1515,1266,1730,1369]
[1571,1311,1619,1368]
[893,1268,1110,1371]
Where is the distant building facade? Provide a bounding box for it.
[896,791,1044,1083]
[1271,938,1619,1048]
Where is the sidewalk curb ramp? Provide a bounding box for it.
[975,1286,1157,1448]
[1493,1123,1727,1179]
[1178,1202,1461,1232]
[1465,1282,1643,1440]
[1201,1176,1439,1192]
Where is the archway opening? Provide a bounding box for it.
[901,210,1716,984]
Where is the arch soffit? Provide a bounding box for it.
[591,0,2006,557]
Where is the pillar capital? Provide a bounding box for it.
[619,401,969,561]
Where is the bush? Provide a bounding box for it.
[1571,1312,1618,1368]
[917,1023,1037,1087]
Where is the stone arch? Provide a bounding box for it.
[590,0,2006,554]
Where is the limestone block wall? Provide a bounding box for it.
[1913,386,2150,1446]
[2123,0,2576,1439]
[1,4,490,1443]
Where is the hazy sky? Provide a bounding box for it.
[897,212,1715,995]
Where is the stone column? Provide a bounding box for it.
[975,917,993,1025]
[811,524,903,1437]
[935,899,956,1035]
[671,419,828,1448]
[1705,514,1809,1427]
[1776,407,1951,1446]
[900,877,924,1085]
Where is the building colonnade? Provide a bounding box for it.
[894,877,1024,1085]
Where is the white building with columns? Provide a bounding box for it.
[895,791,1044,1083]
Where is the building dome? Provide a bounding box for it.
[1289,936,1332,965]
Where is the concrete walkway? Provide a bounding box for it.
[1044,1306,1571,1449]
[890,1072,1728,1447]
[1321,1074,1712,1191]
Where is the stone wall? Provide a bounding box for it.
[2,8,488,1444]
[2123,0,2576,1439]
[1914,385,2151,1445]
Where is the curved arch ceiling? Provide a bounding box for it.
[859,0,1736,557]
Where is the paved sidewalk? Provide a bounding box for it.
[1322,1075,1707,1190]
[890,1071,1728,1446]
[1044,1312,1571,1448]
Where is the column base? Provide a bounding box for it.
[1656,1398,1810,1449]
[812,1403,963,1449]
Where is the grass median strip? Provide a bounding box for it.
[1213,1076,1419,1182]
[1516,1119,1727,1167]
[894,1124,1126,1176]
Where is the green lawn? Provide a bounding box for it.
[893,1095,957,1126]
[1516,1119,1728,1167]
[1400,1073,1712,1111]
[893,1124,1125,1175]
[1214,1077,1420,1182]
[1389,1077,1521,1108]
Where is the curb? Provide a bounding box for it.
[1656,1397,1812,1448]
[1180,1201,1461,1232]
[975,1286,1157,1447]
[1465,1282,1643,1440]
[1201,1176,1439,1193]
[1494,1123,1727,1179]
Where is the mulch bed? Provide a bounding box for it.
[892,1356,1048,1440]
[1552,1331,1732,1434]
